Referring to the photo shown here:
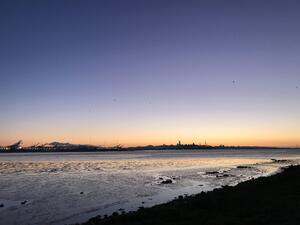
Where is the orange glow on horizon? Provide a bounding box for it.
[1,134,299,148]
[1,116,299,148]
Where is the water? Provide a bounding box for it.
[0,149,299,225]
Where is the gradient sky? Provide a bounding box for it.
[0,0,299,147]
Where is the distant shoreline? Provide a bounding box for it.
[80,165,300,225]
[0,146,297,153]
[2,140,298,152]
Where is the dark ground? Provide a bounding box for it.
[80,165,300,225]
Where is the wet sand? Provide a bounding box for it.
[81,165,300,225]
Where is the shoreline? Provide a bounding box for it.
[79,165,300,225]
[0,154,298,225]
[0,148,298,155]
[1,146,298,153]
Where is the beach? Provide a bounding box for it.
[81,165,300,225]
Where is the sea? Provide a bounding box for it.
[0,149,300,225]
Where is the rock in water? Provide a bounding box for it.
[161,179,173,184]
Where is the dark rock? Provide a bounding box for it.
[80,192,84,194]
[112,212,119,216]
[205,171,219,175]
[0,203,4,207]
[271,159,289,163]
[217,174,230,178]
[237,166,252,169]
[161,179,173,184]
[21,200,27,205]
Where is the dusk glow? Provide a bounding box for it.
[1,2,300,225]
[1,0,300,147]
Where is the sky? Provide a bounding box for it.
[0,0,299,147]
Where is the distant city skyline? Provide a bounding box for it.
[1,0,299,147]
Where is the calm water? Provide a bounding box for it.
[0,149,299,225]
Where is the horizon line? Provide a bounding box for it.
[1,140,299,149]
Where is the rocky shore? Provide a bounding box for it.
[79,165,300,225]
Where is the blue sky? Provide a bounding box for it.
[1,0,299,146]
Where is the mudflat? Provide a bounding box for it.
[81,165,300,225]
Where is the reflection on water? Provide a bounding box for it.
[0,149,299,225]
